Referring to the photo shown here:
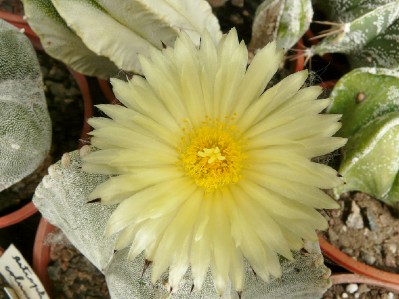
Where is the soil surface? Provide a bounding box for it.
[47,231,110,299]
[323,283,398,299]
[323,192,399,273]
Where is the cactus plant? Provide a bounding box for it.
[0,19,51,192]
[311,0,399,69]
[328,68,399,208]
[34,149,333,299]
[250,0,313,51]
[30,28,347,298]
[22,0,222,78]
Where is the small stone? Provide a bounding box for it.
[387,243,397,254]
[357,284,370,294]
[360,250,376,265]
[346,283,358,294]
[379,214,390,226]
[342,292,348,298]
[328,228,339,242]
[384,252,396,268]
[388,292,395,299]
[342,248,353,255]
[346,201,364,229]
[354,293,360,299]
[366,208,379,231]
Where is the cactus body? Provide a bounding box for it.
[328,68,399,208]
[0,19,51,191]
[33,149,332,299]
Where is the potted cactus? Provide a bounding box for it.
[2,0,399,297]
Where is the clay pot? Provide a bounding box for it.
[32,218,56,295]
[0,202,38,229]
[319,236,399,286]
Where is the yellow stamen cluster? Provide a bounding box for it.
[179,118,244,192]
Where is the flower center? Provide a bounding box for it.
[179,117,244,192]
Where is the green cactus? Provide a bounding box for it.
[33,148,332,299]
[22,0,222,78]
[328,68,399,208]
[311,0,399,69]
[250,0,313,51]
[0,19,51,192]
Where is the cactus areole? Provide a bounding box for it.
[82,29,346,295]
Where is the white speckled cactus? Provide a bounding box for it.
[250,0,313,51]
[22,0,222,78]
[34,149,332,299]
[0,19,51,192]
[311,0,399,68]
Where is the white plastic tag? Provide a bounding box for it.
[0,244,49,299]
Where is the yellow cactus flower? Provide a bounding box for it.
[82,29,346,295]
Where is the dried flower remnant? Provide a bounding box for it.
[82,29,346,295]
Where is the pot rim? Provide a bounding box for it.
[319,236,399,286]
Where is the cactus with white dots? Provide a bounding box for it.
[33,148,332,299]
[311,0,399,69]
[0,19,51,192]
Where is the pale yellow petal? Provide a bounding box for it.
[89,126,176,153]
[229,243,244,292]
[228,185,293,260]
[190,195,212,290]
[105,178,192,237]
[232,41,283,116]
[114,222,140,251]
[95,104,179,147]
[139,55,189,122]
[127,216,172,261]
[210,191,231,294]
[240,170,338,209]
[237,70,308,133]
[214,29,248,117]
[111,78,179,130]
[151,189,202,285]
[243,95,329,140]
[238,179,328,230]
[87,167,183,204]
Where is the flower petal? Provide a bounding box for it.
[232,41,283,116]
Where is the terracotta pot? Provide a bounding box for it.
[331,273,399,292]
[0,202,38,229]
[319,236,399,286]
[98,79,116,103]
[32,218,56,295]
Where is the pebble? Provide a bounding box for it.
[366,208,379,231]
[342,292,348,298]
[346,201,364,229]
[360,250,376,265]
[346,283,358,294]
[386,242,397,254]
[388,292,395,299]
